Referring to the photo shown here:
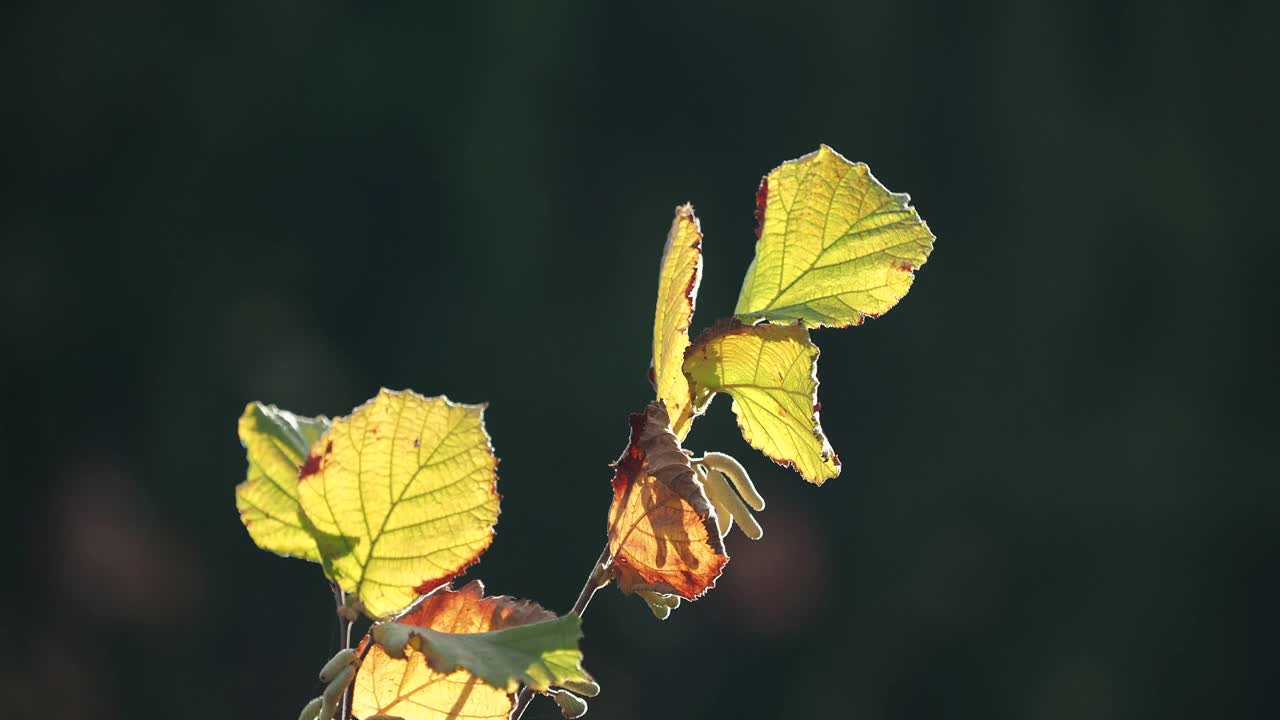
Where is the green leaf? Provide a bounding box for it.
[684,320,839,484]
[736,145,935,327]
[296,389,501,618]
[235,402,330,561]
[356,582,595,720]
[375,614,590,694]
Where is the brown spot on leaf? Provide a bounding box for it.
[298,440,332,480]
[412,567,466,596]
[298,453,321,479]
[683,245,702,303]
[753,176,769,238]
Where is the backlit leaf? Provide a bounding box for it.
[736,145,935,327]
[373,610,590,693]
[652,204,704,440]
[355,581,593,720]
[606,401,727,599]
[297,389,501,618]
[684,320,839,484]
[235,402,330,561]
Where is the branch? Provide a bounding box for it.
[511,544,613,720]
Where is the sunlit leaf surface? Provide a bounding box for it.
[372,605,590,693]
[297,389,500,618]
[736,145,935,327]
[606,401,727,599]
[235,402,330,561]
[355,581,590,720]
[685,320,838,484]
[652,204,704,440]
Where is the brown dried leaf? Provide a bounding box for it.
[605,402,728,599]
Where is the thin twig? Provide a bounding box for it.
[338,632,374,720]
[335,586,352,648]
[511,544,613,720]
[334,586,353,719]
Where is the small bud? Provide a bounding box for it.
[318,648,357,683]
[553,690,589,719]
[297,696,324,720]
[317,697,337,720]
[561,678,601,697]
[637,590,681,620]
[702,452,765,511]
[700,465,763,540]
[322,665,355,706]
[695,465,733,537]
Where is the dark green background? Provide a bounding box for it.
[3,1,1275,718]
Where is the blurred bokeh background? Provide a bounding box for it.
[3,1,1276,718]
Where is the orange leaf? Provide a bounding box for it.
[353,581,554,720]
[605,401,728,599]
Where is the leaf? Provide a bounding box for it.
[354,581,594,720]
[606,401,727,599]
[235,402,330,561]
[296,389,501,618]
[735,145,935,328]
[684,320,839,484]
[651,203,704,440]
[373,613,590,693]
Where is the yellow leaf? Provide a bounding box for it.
[235,402,330,562]
[354,581,548,720]
[296,389,500,618]
[651,204,704,441]
[684,320,839,484]
[736,145,935,327]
